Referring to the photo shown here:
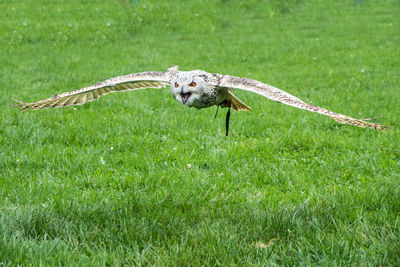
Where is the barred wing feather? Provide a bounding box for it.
[14,71,169,111]
[219,75,389,130]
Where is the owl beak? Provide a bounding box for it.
[180,92,192,104]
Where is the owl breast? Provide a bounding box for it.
[193,88,227,109]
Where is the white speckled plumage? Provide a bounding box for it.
[14,65,389,132]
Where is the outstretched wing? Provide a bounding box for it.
[14,71,170,111]
[219,75,389,130]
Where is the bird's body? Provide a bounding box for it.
[14,65,389,134]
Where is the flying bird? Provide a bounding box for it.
[14,65,389,135]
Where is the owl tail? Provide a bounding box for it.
[329,114,391,130]
[228,92,251,111]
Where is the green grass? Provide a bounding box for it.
[1,0,400,265]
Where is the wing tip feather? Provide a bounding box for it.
[329,114,392,131]
[11,99,32,111]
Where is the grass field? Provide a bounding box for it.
[1,0,400,265]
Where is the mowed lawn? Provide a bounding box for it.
[1,0,400,265]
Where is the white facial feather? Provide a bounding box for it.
[170,70,220,109]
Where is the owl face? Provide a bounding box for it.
[170,71,211,109]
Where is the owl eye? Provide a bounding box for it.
[189,82,196,87]
[175,82,179,88]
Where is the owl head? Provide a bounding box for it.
[170,70,214,109]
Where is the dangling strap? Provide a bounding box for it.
[225,107,231,136]
[214,105,220,119]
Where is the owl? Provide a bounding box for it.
[14,65,389,135]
